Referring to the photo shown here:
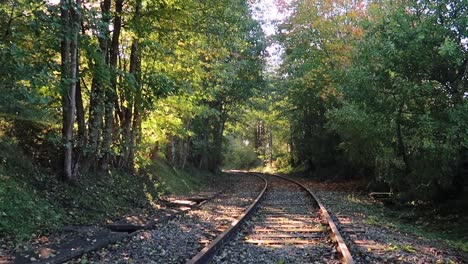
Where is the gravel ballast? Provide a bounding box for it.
[70,173,265,264]
[292,177,468,264]
[211,175,340,264]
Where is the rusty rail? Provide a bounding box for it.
[271,174,354,264]
[186,172,268,264]
[186,172,354,264]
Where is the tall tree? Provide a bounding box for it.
[276,0,364,174]
[326,0,468,199]
[101,0,123,170]
[60,0,81,180]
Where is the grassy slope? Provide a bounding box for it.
[0,138,64,241]
[0,117,215,243]
[147,159,212,195]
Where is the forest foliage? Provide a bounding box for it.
[0,0,467,244]
[269,0,468,202]
[0,0,265,240]
[0,0,266,178]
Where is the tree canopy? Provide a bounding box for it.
[1,0,467,203]
[268,0,467,201]
[1,0,266,178]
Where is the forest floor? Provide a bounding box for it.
[0,129,226,264]
[291,176,468,263]
[0,172,264,264]
[2,172,467,263]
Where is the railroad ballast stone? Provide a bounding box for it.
[67,173,264,263]
[211,175,341,264]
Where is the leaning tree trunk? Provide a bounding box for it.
[60,0,80,180]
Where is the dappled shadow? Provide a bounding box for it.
[294,178,467,263]
[65,172,267,263]
[210,176,341,264]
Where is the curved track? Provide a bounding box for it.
[187,172,354,264]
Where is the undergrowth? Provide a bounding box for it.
[0,117,216,244]
[145,159,212,195]
[0,136,155,241]
[0,138,65,241]
[0,173,64,241]
[344,193,468,253]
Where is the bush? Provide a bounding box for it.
[222,137,260,170]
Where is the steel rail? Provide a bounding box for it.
[270,173,355,264]
[186,172,268,264]
[186,172,354,264]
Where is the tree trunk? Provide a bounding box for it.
[207,103,226,172]
[268,129,273,166]
[303,106,313,170]
[86,0,111,170]
[123,0,142,170]
[171,136,176,164]
[181,138,189,169]
[396,104,410,175]
[76,67,86,150]
[120,41,138,167]
[60,0,80,181]
[128,106,141,169]
[289,123,295,167]
[60,0,72,180]
[75,35,86,174]
[101,0,123,171]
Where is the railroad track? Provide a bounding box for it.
[187,172,354,264]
